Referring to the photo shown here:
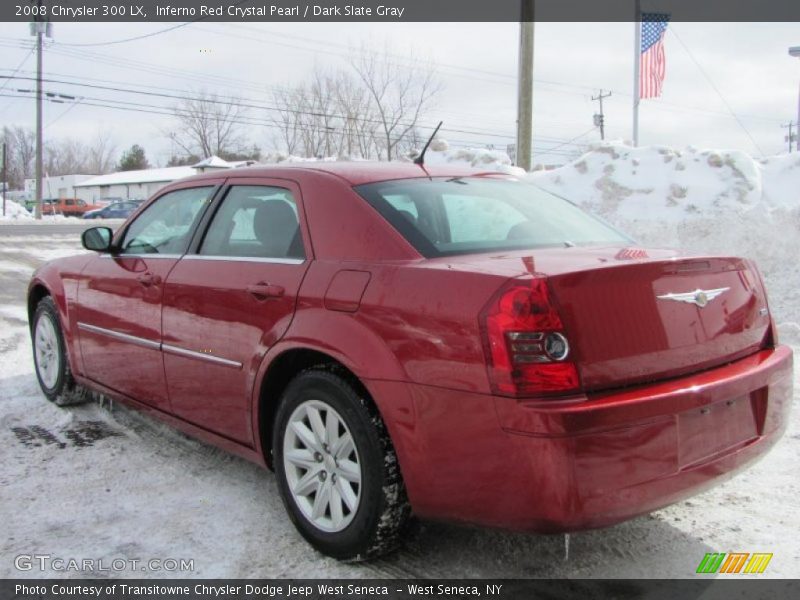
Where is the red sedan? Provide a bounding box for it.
[28,163,793,560]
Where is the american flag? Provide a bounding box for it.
[640,13,670,99]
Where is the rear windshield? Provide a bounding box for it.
[355,177,632,258]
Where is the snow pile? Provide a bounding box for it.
[259,145,527,176]
[530,143,764,221]
[529,141,800,328]
[426,143,527,177]
[0,197,34,221]
[760,152,800,209]
[261,152,339,163]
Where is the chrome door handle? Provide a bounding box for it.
[246,283,285,300]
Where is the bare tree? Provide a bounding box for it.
[269,69,384,160]
[271,70,340,159]
[271,88,302,156]
[1,126,36,189]
[331,70,381,159]
[166,90,251,159]
[45,138,89,176]
[351,45,442,161]
[86,129,117,174]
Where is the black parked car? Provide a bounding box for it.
[83,200,143,219]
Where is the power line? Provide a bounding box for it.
[0,44,35,94]
[537,127,597,155]
[0,36,785,126]
[0,43,36,114]
[668,26,765,156]
[4,74,593,144]
[1,73,523,140]
[51,1,251,47]
[53,22,193,47]
[0,91,585,158]
[45,96,83,128]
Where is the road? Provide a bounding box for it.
[0,223,797,579]
[0,219,124,237]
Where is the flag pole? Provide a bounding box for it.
[633,0,641,146]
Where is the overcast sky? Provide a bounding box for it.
[1,20,799,167]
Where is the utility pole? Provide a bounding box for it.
[516,0,534,171]
[781,121,795,153]
[31,3,48,220]
[592,90,612,140]
[790,46,800,151]
[2,141,7,217]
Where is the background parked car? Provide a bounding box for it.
[95,196,126,207]
[83,199,144,219]
[31,198,102,217]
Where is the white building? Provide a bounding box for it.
[24,174,96,200]
[73,156,250,204]
[73,166,196,203]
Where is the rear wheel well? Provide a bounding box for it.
[28,284,51,328]
[258,349,372,469]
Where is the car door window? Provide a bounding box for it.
[199,185,305,259]
[119,187,213,255]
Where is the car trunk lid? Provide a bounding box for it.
[547,255,770,390]
[425,247,771,392]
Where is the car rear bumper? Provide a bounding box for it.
[369,345,793,531]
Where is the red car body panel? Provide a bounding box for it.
[27,162,793,533]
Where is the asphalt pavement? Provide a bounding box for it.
[0,220,125,237]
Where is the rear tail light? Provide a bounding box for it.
[480,277,580,397]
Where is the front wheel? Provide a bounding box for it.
[32,297,90,406]
[273,369,410,560]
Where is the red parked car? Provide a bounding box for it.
[28,163,793,560]
[42,197,103,217]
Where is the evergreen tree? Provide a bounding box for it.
[117,145,150,171]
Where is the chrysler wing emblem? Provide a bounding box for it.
[656,287,729,308]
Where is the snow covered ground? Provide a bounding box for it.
[1,147,799,578]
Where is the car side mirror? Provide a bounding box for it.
[82,227,114,252]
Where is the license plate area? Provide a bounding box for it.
[678,395,759,468]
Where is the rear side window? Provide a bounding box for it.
[441,194,527,243]
[199,185,305,260]
[355,177,631,257]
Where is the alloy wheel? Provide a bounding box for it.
[282,399,362,532]
[34,314,60,390]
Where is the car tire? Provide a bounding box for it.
[32,297,91,406]
[273,368,411,560]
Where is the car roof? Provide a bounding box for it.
[179,161,497,186]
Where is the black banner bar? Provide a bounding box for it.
[4,580,800,600]
[3,0,800,23]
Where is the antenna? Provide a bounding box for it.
[414,121,443,166]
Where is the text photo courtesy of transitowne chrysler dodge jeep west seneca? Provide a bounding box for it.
[27,162,793,560]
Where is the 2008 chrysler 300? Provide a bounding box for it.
[28,162,793,559]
